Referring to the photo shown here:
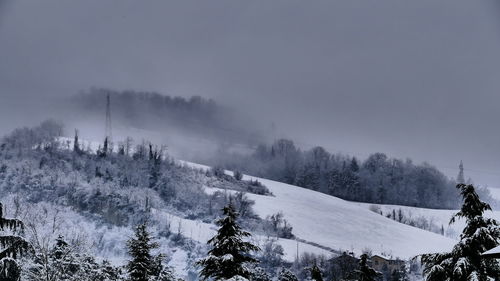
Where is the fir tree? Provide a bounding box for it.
[0,202,32,281]
[99,137,109,158]
[98,260,122,281]
[390,265,409,281]
[150,254,176,281]
[250,267,271,281]
[24,235,103,281]
[310,264,323,281]
[355,254,380,281]
[197,204,260,280]
[73,129,81,154]
[350,157,359,173]
[277,268,298,281]
[50,236,80,279]
[421,184,500,281]
[126,223,159,281]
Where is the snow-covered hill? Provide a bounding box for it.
[53,138,460,260]
[182,161,456,260]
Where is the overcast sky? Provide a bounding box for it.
[1,0,500,186]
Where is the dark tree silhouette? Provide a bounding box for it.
[355,254,380,281]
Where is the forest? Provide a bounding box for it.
[210,139,495,209]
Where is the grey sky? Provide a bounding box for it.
[1,0,500,186]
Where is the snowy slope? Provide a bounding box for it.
[51,141,457,260]
[356,202,500,239]
[151,209,332,263]
[488,187,500,201]
[181,161,456,260]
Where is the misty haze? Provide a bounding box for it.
[1,1,500,281]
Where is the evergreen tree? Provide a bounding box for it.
[99,137,109,158]
[197,204,260,280]
[126,223,159,281]
[73,129,81,154]
[390,265,408,281]
[50,236,79,279]
[421,184,500,281]
[355,254,380,281]
[0,202,32,281]
[98,260,122,281]
[350,157,359,173]
[150,254,176,281]
[250,267,271,281]
[25,235,122,281]
[277,268,298,281]
[309,264,323,281]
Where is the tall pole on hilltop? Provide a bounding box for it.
[105,93,112,142]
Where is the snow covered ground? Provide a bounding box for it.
[357,191,500,240]
[152,209,332,263]
[51,141,461,260]
[488,187,500,201]
[181,161,456,260]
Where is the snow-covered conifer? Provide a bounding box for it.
[421,184,500,281]
[310,264,323,281]
[250,266,271,281]
[0,202,32,281]
[355,254,380,281]
[126,223,159,281]
[197,204,260,280]
[277,268,298,281]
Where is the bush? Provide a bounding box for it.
[211,166,226,179]
[233,170,243,181]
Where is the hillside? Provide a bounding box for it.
[357,200,500,240]
[0,123,469,280]
[183,162,456,260]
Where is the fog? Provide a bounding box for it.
[1,0,500,186]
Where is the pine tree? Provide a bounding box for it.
[310,264,323,281]
[197,204,260,280]
[150,254,176,281]
[73,129,81,154]
[355,254,380,281]
[51,236,79,279]
[22,236,123,281]
[250,267,271,281]
[0,202,32,281]
[24,235,99,281]
[99,137,109,158]
[350,157,359,173]
[126,223,159,281]
[421,184,500,281]
[277,268,298,281]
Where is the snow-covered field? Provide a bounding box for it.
[181,161,456,260]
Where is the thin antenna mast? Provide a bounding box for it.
[105,93,112,142]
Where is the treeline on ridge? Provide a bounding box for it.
[210,139,494,209]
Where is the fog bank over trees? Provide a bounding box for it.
[0,90,494,209]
